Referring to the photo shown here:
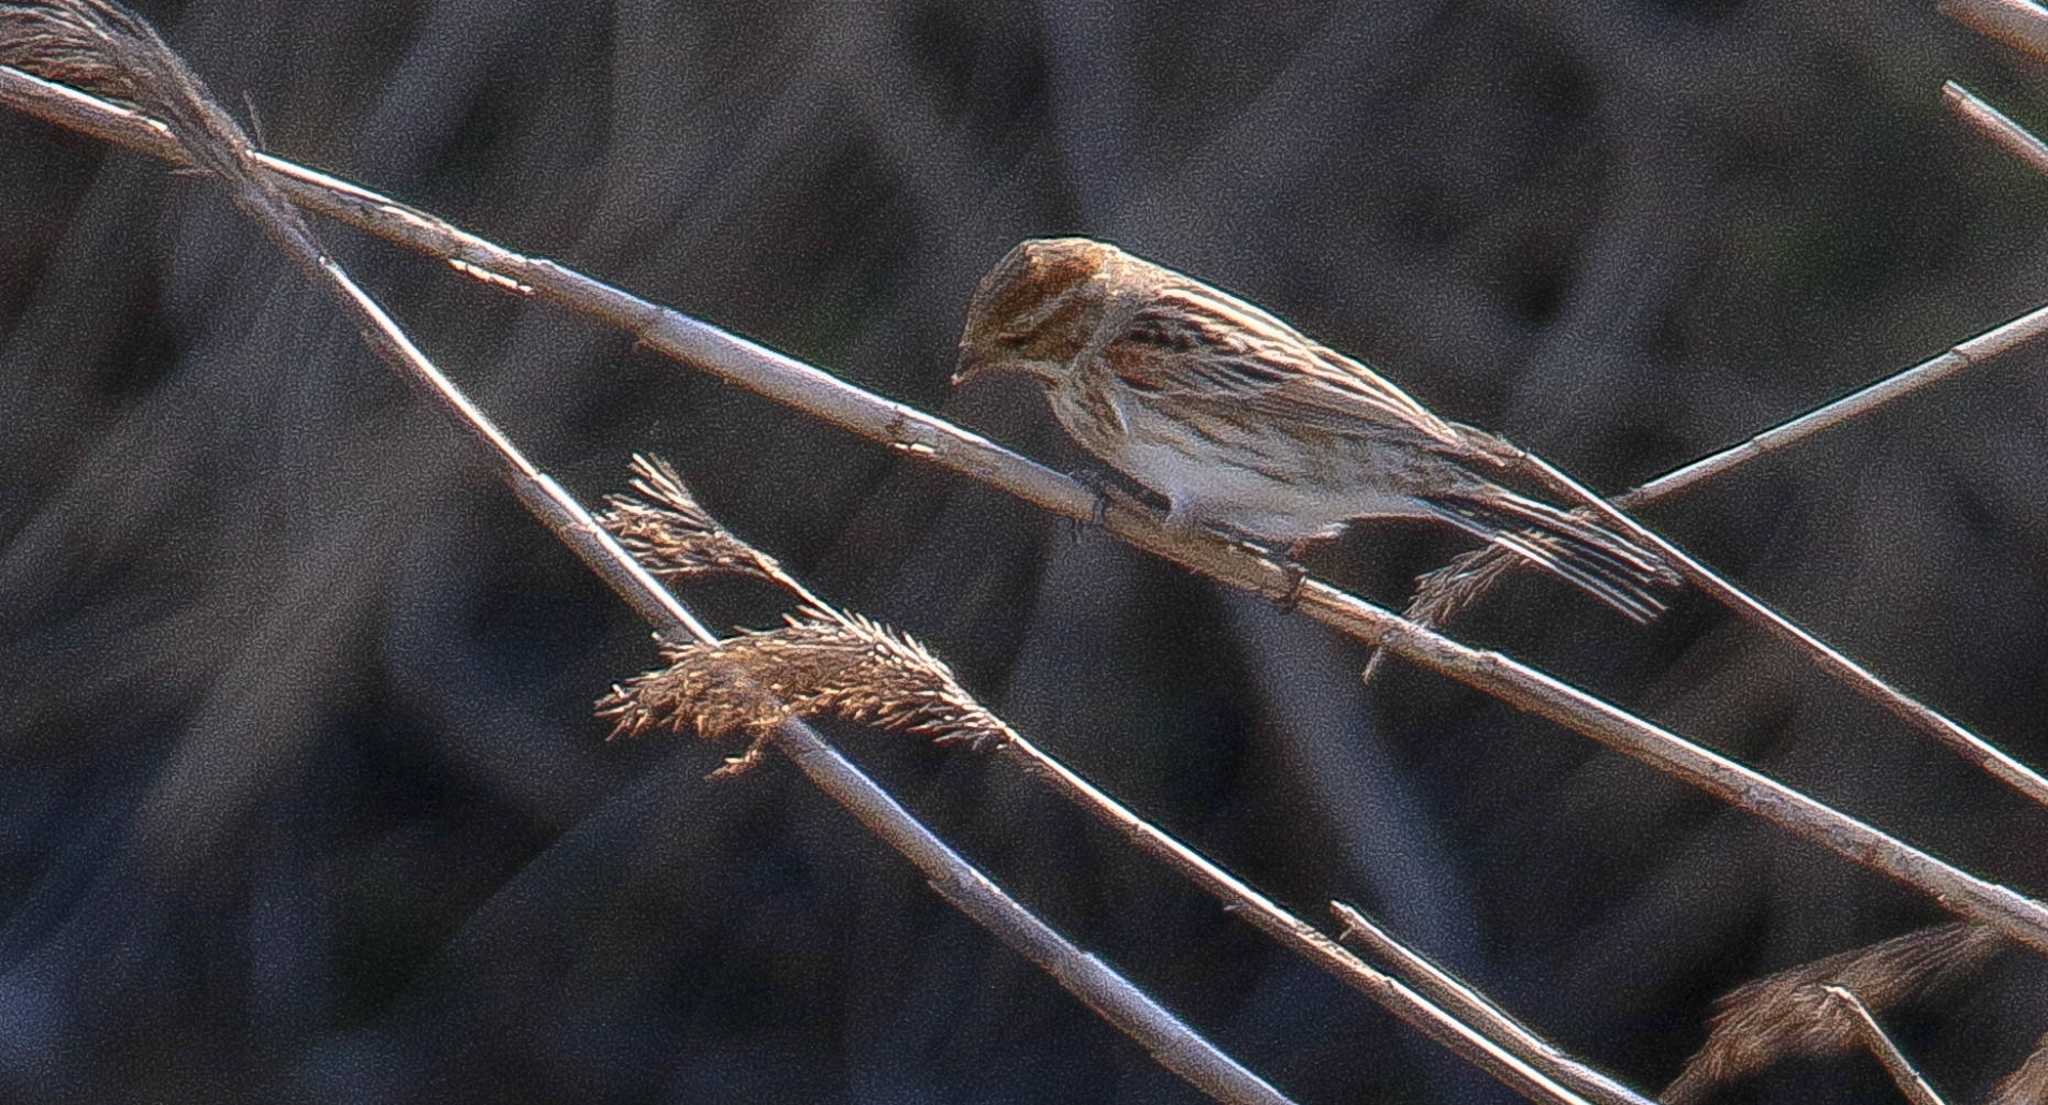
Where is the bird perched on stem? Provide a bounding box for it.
[952,236,1678,621]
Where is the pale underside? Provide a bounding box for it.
[1046,368,1458,541]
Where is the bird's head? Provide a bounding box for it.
[953,237,1123,390]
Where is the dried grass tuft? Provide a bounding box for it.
[0,1,147,103]
[1660,922,2005,1104]
[595,455,1015,774]
[596,453,785,585]
[597,610,1016,775]
[1989,1032,2048,1105]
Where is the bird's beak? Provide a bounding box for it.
[950,345,984,387]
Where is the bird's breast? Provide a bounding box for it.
[1049,382,1433,540]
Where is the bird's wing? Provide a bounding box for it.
[1099,280,1463,446]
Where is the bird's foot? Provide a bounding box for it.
[1264,538,1319,613]
[1064,468,1115,541]
[1277,544,1310,609]
[1065,469,1170,540]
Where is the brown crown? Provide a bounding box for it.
[956,238,1125,382]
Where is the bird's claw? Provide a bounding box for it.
[1272,557,1309,612]
[1063,468,1116,542]
[1263,537,1327,612]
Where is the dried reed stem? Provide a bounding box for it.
[1941,0,2048,66]
[1624,305,2048,505]
[1943,81,2048,178]
[997,731,1624,1105]
[0,9,1296,1104]
[1820,987,1948,1105]
[1508,445,2048,811]
[1369,293,2048,688]
[1362,34,2048,818]
[1330,902,1645,1105]
[603,455,1647,1105]
[1367,354,2048,813]
[5,52,2046,953]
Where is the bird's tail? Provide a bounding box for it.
[1420,487,1679,623]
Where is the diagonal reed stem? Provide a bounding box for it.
[1822,987,1949,1105]
[1943,81,2048,178]
[1329,902,1648,1105]
[669,479,1636,1105]
[0,11,1296,1104]
[1399,71,2048,810]
[5,63,2047,956]
[1940,0,2048,67]
[998,733,1626,1105]
[1614,300,2048,509]
[1507,446,2048,811]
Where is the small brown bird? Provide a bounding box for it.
[952,237,1676,621]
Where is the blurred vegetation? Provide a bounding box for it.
[3,2,2047,1102]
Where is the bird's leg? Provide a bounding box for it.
[1064,467,1116,542]
[1066,468,1169,541]
[1271,538,1319,612]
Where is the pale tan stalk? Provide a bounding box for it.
[1330,902,1644,1105]
[1941,0,2048,66]
[1943,81,2048,178]
[1821,987,1947,1105]
[1506,446,2048,810]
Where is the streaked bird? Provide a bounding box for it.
[952,237,1677,621]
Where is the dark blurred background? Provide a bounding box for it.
[5,2,2048,1102]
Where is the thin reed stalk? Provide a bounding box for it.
[1822,987,1947,1105]
[1944,81,2048,178]
[1940,0,2048,66]
[603,454,1645,1105]
[1366,294,2048,703]
[1329,902,1646,1105]
[1507,445,2048,810]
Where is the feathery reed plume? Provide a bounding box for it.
[596,454,786,586]
[595,456,1016,776]
[1355,537,1535,685]
[598,611,1016,758]
[0,0,315,261]
[1660,922,2004,1104]
[1409,543,1519,630]
[1356,542,1524,685]
[0,0,148,102]
[1989,1033,2048,1105]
